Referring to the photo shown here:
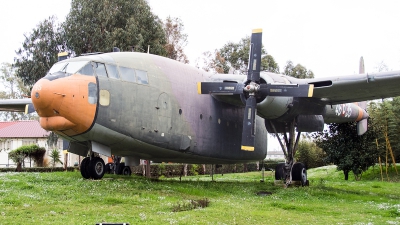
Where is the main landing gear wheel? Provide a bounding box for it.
[88,157,106,180]
[292,162,308,186]
[122,166,132,176]
[275,163,285,180]
[80,157,106,180]
[80,157,91,179]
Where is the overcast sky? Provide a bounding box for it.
[149,0,400,77]
[1,0,400,78]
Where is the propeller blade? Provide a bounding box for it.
[241,96,257,151]
[197,82,244,95]
[247,29,262,83]
[259,84,314,97]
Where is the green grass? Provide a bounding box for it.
[0,165,399,225]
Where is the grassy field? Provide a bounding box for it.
[0,165,399,225]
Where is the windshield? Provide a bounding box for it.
[45,61,92,81]
[48,61,90,75]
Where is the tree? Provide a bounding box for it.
[262,54,280,73]
[163,16,189,63]
[47,131,59,150]
[295,139,326,169]
[0,63,32,121]
[314,120,379,180]
[64,0,167,56]
[8,144,46,169]
[14,16,66,86]
[197,36,279,74]
[368,99,400,163]
[49,149,63,168]
[282,60,314,79]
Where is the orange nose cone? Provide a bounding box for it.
[31,74,97,136]
[31,78,63,117]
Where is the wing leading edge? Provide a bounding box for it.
[305,70,400,104]
[0,99,34,114]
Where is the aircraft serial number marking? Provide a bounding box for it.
[335,103,352,118]
[270,89,282,92]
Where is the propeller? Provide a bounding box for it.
[198,29,314,151]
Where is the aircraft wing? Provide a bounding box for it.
[297,70,400,104]
[0,98,34,113]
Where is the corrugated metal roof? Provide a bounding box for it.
[0,121,50,138]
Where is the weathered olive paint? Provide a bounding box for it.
[68,52,268,164]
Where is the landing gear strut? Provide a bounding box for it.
[270,119,309,187]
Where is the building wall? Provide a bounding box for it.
[0,138,74,168]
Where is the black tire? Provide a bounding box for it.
[116,162,125,175]
[292,162,307,186]
[88,157,105,180]
[275,162,285,180]
[105,163,112,174]
[80,157,91,179]
[122,166,132,176]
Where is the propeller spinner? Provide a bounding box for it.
[198,29,314,151]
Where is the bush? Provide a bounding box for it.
[8,144,47,167]
[295,140,326,169]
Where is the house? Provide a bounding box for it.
[0,120,78,168]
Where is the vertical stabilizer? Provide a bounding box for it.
[359,56,365,74]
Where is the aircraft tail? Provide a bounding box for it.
[357,56,368,135]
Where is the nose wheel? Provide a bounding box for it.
[80,157,105,180]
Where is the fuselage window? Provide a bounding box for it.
[106,64,119,79]
[94,62,108,77]
[136,69,148,84]
[77,62,95,76]
[119,66,136,82]
[88,82,98,104]
[99,90,110,106]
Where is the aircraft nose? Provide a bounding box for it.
[31,74,97,136]
[31,78,62,117]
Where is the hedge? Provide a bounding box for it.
[131,160,284,178]
[0,167,76,173]
[0,160,285,178]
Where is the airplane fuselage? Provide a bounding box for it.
[33,52,268,164]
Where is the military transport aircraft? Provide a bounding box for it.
[1,29,400,186]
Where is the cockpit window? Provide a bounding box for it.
[48,62,67,74]
[93,62,108,77]
[45,61,92,81]
[119,66,136,82]
[66,61,90,75]
[77,62,95,76]
[106,64,119,79]
[136,70,148,84]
